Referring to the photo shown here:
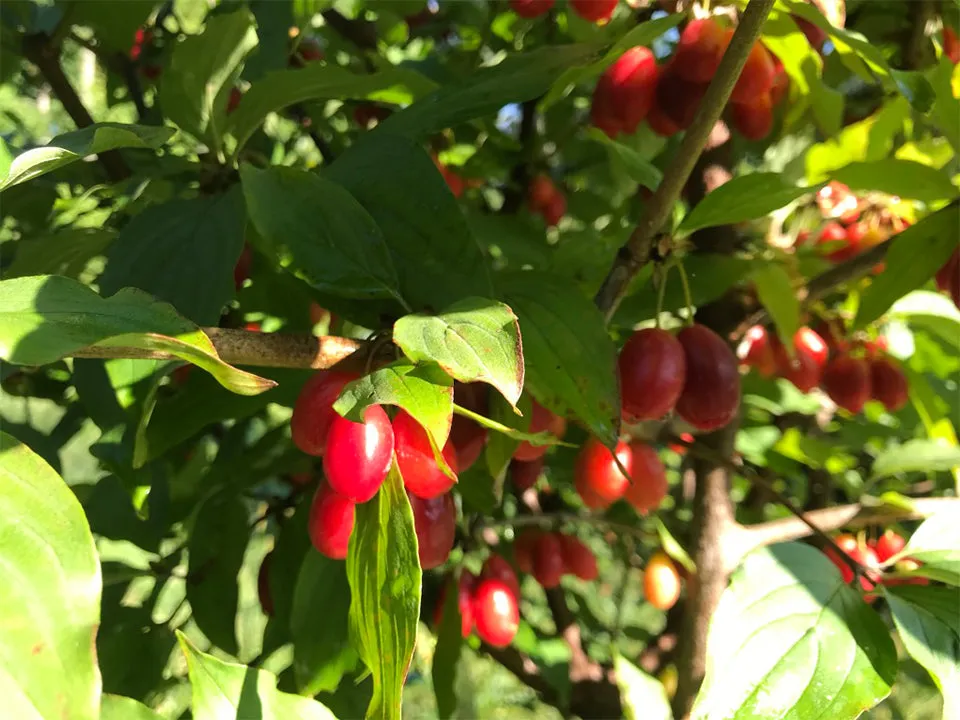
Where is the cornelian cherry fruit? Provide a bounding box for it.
[869,356,908,412]
[408,491,456,570]
[513,399,567,461]
[528,175,558,211]
[624,442,667,514]
[731,42,776,103]
[873,530,906,564]
[644,551,681,610]
[825,536,879,590]
[575,438,633,504]
[821,354,871,414]
[481,554,522,599]
[558,535,598,581]
[541,192,567,228]
[510,457,543,492]
[739,325,777,377]
[291,370,359,456]
[323,405,394,502]
[509,0,554,19]
[619,327,686,422]
[817,222,858,263]
[449,383,488,471]
[775,327,829,393]
[655,61,708,130]
[730,93,773,141]
[673,18,728,83]
[394,410,458,499]
[570,0,618,23]
[591,46,659,137]
[309,483,356,560]
[434,573,476,637]
[533,533,566,589]
[675,325,741,431]
[473,579,520,647]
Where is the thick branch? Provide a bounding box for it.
[593,0,776,320]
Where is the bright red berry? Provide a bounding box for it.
[624,442,667,514]
[532,532,566,589]
[481,554,522,600]
[291,370,359,456]
[619,327,687,422]
[434,573,476,637]
[513,400,567,461]
[738,325,778,377]
[591,47,659,137]
[731,41,776,104]
[873,530,906,564]
[675,325,741,431]
[258,552,274,616]
[308,483,356,560]
[825,535,880,590]
[473,579,520,647]
[510,457,543,492]
[869,356,909,412]
[775,327,829,393]
[323,405,394,502]
[575,438,633,504]
[528,175,558,211]
[557,535,598,581]
[673,18,728,83]
[570,0,618,23]
[394,410,458,499]
[821,354,872,414]
[509,0,554,19]
[817,222,859,263]
[408,491,456,570]
[730,92,773,141]
[644,551,681,610]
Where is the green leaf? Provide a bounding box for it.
[654,518,696,575]
[346,461,421,720]
[0,432,101,720]
[614,652,672,720]
[0,123,175,191]
[159,8,258,149]
[751,263,800,349]
[885,584,960,719]
[889,290,960,352]
[5,228,115,279]
[692,543,897,720]
[378,43,601,139]
[432,576,464,720]
[931,56,960,154]
[871,439,960,479]
[498,271,620,447]
[240,164,404,305]
[678,174,819,235]
[99,187,246,325]
[0,275,275,396]
[326,133,494,312]
[178,631,338,720]
[900,511,960,586]
[228,65,437,152]
[292,552,359,695]
[393,297,524,408]
[334,360,453,449]
[186,494,248,655]
[587,128,662,190]
[101,694,165,720]
[854,203,960,329]
[831,160,959,203]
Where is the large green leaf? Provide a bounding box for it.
[100,694,165,720]
[692,543,897,720]
[889,290,960,352]
[678,174,820,235]
[614,652,672,720]
[885,585,960,719]
[346,461,421,720]
[0,432,101,720]
[159,8,258,150]
[831,160,958,203]
[291,553,358,695]
[751,263,800,349]
[377,43,601,139]
[239,164,404,305]
[854,203,960,329]
[334,360,453,449]
[178,632,338,719]
[326,133,493,312]
[100,187,246,326]
[228,65,437,152]
[899,511,960,586]
[871,439,960,479]
[0,275,274,395]
[931,56,960,154]
[432,576,464,720]
[0,123,175,191]
[393,297,524,408]
[186,494,249,656]
[498,271,620,447]
[5,228,115,279]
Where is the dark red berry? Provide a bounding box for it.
[322,405,394,502]
[775,327,829,393]
[532,533,566,589]
[509,0,554,19]
[730,92,773,141]
[731,41,776,103]
[591,47,659,137]
[513,400,567,461]
[290,370,359,456]
[481,554,521,599]
[308,483,356,560]
[675,325,741,431]
[510,457,543,492]
[408,491,456,570]
[557,535,598,581]
[514,529,540,574]
[869,356,908,412]
[655,61,709,130]
[434,573,476,638]
[821,354,871,414]
[619,327,686,422]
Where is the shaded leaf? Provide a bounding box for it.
[614,652,672,720]
[587,128,662,190]
[5,228,115,279]
[871,439,960,479]
[900,511,960,586]
[752,263,800,348]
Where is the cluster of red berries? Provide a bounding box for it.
[936,249,960,310]
[740,323,908,415]
[129,27,162,80]
[511,0,619,24]
[824,530,927,595]
[515,530,599,587]
[436,554,522,647]
[527,175,567,228]
[575,437,667,513]
[591,18,787,142]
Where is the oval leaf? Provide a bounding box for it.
[614,652,672,720]
[393,297,524,408]
[0,432,101,720]
[346,461,421,720]
[692,543,897,720]
[899,510,960,586]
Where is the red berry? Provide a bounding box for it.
[532,533,566,589]
[528,175,558,211]
[731,41,776,104]
[514,529,540,574]
[322,405,394,502]
[945,26,960,64]
[473,579,520,647]
[869,356,909,412]
[794,15,827,51]
[825,537,880,591]
[775,327,829,393]
[434,573,477,637]
[510,457,543,492]
[575,437,633,504]
[646,98,681,137]
[624,442,667,514]
[290,370,359,456]
[673,18,728,83]
[541,191,567,227]
[655,61,709,130]
[883,558,929,588]
[675,325,741,431]
[936,249,960,310]
[481,554,522,599]
[513,400,567,461]
[619,327,687,422]
[817,221,858,263]
[449,383,488,472]
[570,0,618,23]
[394,410,458,499]
[227,87,243,114]
[821,354,872,414]
[770,57,789,105]
[408,491,456,570]
[644,551,681,610]
[258,552,274,616]
[591,47,659,137]
[738,325,777,377]
[873,530,906,564]
[557,535,598,581]
[291,36,324,66]
[234,244,253,289]
[308,483,356,560]
[730,92,773,141]
[509,0,554,19]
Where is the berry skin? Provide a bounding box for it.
[510,457,543,492]
[308,483,357,560]
[655,61,709,130]
[513,400,567,461]
[591,47,659,137]
[731,42,776,104]
[817,222,859,263]
[408,491,456,570]
[514,529,540,574]
[646,99,681,137]
[290,370,359,456]
[770,57,789,105]
[481,554,522,600]
[673,18,728,83]
[644,551,681,610]
[323,405,394,502]
[618,327,687,422]
[738,325,777,377]
[533,533,566,589]
[473,579,520,647]
[675,325,741,431]
[509,0,554,19]
[575,438,633,504]
[434,573,477,637]
[873,530,906,564]
[821,354,872,414]
[258,552,274,617]
[624,442,667,514]
[869,356,909,412]
[393,410,458,499]
[730,92,773,141]
[774,327,829,393]
[558,535,598,581]
[570,0,618,23]
[825,535,879,591]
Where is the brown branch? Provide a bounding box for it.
[593,0,777,321]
